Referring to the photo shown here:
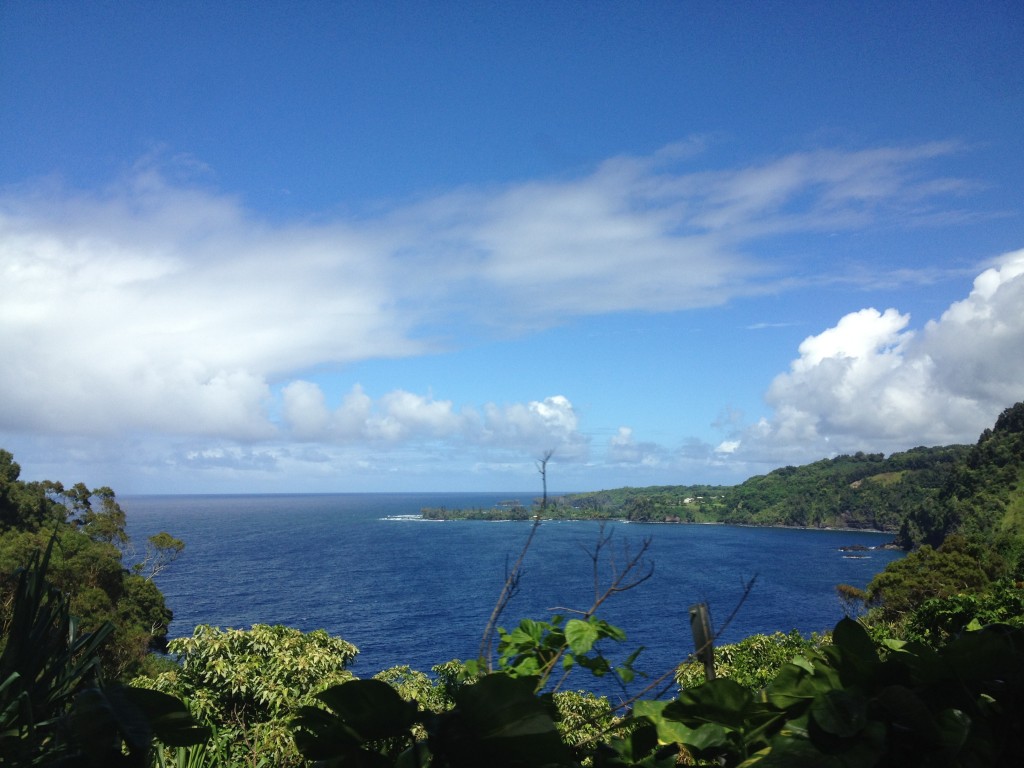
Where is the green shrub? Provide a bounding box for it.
[675,629,828,692]
[135,624,357,767]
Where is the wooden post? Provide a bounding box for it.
[689,603,715,681]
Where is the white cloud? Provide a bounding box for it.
[608,426,664,466]
[371,390,466,441]
[479,395,587,457]
[279,382,587,459]
[388,142,967,325]
[744,249,1024,457]
[0,173,421,439]
[0,140,989,484]
[280,380,332,439]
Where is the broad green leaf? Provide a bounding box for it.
[633,700,669,719]
[293,703,364,760]
[635,700,694,745]
[873,685,940,741]
[122,685,211,747]
[445,673,573,767]
[737,745,773,767]
[831,618,877,663]
[765,663,832,710]
[565,618,600,654]
[942,624,1018,682]
[615,646,644,685]
[937,708,971,754]
[454,674,554,738]
[791,655,816,673]
[594,618,628,643]
[315,679,417,740]
[577,654,612,677]
[809,689,867,738]
[685,722,732,751]
[668,678,754,730]
[507,656,542,677]
[599,722,678,768]
[756,734,844,768]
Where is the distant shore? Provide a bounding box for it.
[418,507,901,546]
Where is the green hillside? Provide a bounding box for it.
[423,403,1024,561]
[554,444,970,533]
[897,401,1024,551]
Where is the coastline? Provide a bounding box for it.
[415,511,900,542]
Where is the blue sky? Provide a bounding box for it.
[1,1,1022,494]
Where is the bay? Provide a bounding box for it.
[124,492,902,693]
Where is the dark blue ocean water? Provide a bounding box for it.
[124,493,902,694]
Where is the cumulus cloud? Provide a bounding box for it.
[281,382,588,458]
[0,172,420,439]
[477,395,590,458]
[0,140,983,464]
[608,426,665,466]
[743,248,1024,457]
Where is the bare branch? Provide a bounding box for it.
[608,573,760,710]
[477,449,555,667]
[537,449,555,509]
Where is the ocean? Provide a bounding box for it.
[123,492,903,695]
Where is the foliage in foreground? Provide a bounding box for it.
[291,618,1024,767]
[0,538,208,767]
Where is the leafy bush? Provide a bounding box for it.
[135,623,358,767]
[675,629,828,692]
[290,618,1024,767]
[373,663,623,762]
[477,614,642,694]
[619,618,1024,766]
[294,672,577,767]
[904,579,1024,646]
[865,537,993,621]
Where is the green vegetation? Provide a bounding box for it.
[4,401,1024,765]
[839,402,1024,645]
[287,615,1024,767]
[628,618,1024,767]
[0,449,184,681]
[421,504,534,521]
[0,536,207,766]
[134,624,359,767]
[424,445,971,533]
[592,444,972,531]
[675,630,829,692]
[897,401,1024,552]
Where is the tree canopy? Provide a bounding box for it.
[0,449,183,680]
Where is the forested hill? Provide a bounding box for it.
[553,444,970,532]
[421,402,1024,550]
[896,400,1024,549]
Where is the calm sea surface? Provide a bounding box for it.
[123,493,902,693]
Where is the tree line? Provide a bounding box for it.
[424,445,977,534]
